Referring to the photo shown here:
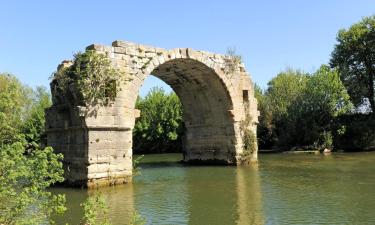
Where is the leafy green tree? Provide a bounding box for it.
[288,65,352,147]
[22,86,52,146]
[0,73,66,224]
[330,15,375,113]
[254,84,275,149]
[0,141,66,224]
[0,73,52,147]
[257,66,352,150]
[133,87,183,153]
[266,68,309,120]
[0,73,32,144]
[261,69,309,148]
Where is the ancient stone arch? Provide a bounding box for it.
[46,40,259,188]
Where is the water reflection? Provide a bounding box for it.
[259,153,375,224]
[134,158,189,224]
[99,185,135,225]
[54,184,135,225]
[235,164,264,225]
[135,154,265,225]
[185,165,265,225]
[54,152,375,224]
[185,166,238,225]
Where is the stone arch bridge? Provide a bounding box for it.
[46,40,259,188]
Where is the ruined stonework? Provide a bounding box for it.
[46,40,259,188]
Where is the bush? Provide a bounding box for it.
[51,50,127,109]
[0,141,66,224]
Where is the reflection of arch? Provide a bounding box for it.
[185,165,264,224]
[46,40,259,187]
[236,165,264,225]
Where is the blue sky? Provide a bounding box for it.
[1,1,374,96]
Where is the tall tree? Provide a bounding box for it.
[266,68,309,121]
[330,15,375,113]
[288,65,352,147]
[0,73,32,144]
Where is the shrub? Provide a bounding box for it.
[52,50,127,109]
[0,142,66,224]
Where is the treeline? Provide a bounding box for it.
[256,66,374,151]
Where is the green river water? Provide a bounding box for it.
[54,152,375,225]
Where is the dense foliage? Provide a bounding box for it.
[22,86,52,146]
[0,74,32,144]
[133,87,183,153]
[334,114,375,151]
[330,15,375,112]
[52,50,126,108]
[0,73,66,224]
[256,66,353,150]
[0,73,51,146]
[0,142,66,224]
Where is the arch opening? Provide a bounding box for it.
[133,75,183,154]
[133,58,237,164]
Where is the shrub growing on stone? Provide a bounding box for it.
[52,50,126,108]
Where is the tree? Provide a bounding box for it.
[263,69,309,147]
[0,73,66,224]
[266,68,309,121]
[22,86,52,146]
[288,65,353,147]
[0,142,66,224]
[0,73,52,147]
[256,66,352,150]
[330,15,375,113]
[0,73,33,144]
[133,87,183,153]
[254,84,274,149]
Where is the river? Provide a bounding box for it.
[54,152,375,225]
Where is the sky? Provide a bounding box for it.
[1,1,374,96]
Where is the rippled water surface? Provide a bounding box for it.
[55,152,375,224]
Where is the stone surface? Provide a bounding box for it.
[46,40,259,188]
